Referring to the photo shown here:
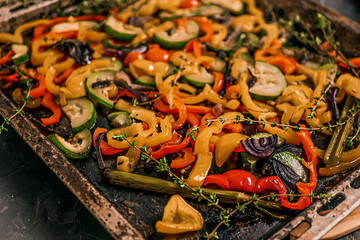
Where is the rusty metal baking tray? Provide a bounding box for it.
[1,0,360,239]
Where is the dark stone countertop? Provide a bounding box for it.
[0,1,359,240]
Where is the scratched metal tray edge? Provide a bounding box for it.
[0,93,145,240]
[0,0,359,239]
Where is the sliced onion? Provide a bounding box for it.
[240,135,278,158]
[326,87,340,120]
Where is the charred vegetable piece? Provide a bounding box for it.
[54,39,93,66]
[238,152,258,171]
[272,160,299,192]
[251,132,285,147]
[206,27,242,54]
[95,131,107,170]
[61,97,97,133]
[326,87,340,121]
[271,151,309,183]
[48,129,92,159]
[240,135,278,158]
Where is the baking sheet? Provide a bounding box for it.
[1,0,360,239]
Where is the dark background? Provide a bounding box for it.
[0,0,359,239]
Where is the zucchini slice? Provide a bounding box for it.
[249,61,287,101]
[99,57,123,71]
[107,111,133,128]
[86,70,117,108]
[183,67,215,87]
[239,152,258,171]
[11,44,30,65]
[52,21,99,33]
[62,97,97,133]
[158,5,224,21]
[202,0,244,14]
[251,133,285,147]
[105,16,143,42]
[206,55,227,73]
[134,75,156,87]
[153,20,199,49]
[48,129,92,159]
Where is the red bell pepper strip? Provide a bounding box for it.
[123,52,144,67]
[93,128,125,155]
[281,127,318,209]
[225,84,241,99]
[265,55,297,75]
[33,25,47,38]
[223,123,243,133]
[191,17,214,43]
[27,74,46,99]
[5,73,19,82]
[170,148,196,169]
[172,99,187,130]
[338,57,360,69]
[184,39,202,58]
[0,50,14,65]
[212,72,224,93]
[155,99,212,114]
[186,113,200,126]
[41,90,61,126]
[180,0,201,8]
[177,18,188,30]
[224,170,258,192]
[152,128,192,159]
[54,66,75,84]
[145,44,170,63]
[233,144,245,152]
[203,174,231,190]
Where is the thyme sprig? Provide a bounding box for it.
[0,70,32,134]
[112,133,333,240]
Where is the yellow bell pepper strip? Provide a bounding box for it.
[187,112,242,187]
[119,133,147,172]
[285,74,307,82]
[155,195,203,234]
[319,157,360,177]
[180,84,240,110]
[129,59,169,78]
[41,90,61,126]
[115,100,157,137]
[210,23,227,48]
[215,133,248,167]
[144,118,173,147]
[231,15,258,32]
[0,19,52,43]
[280,126,318,210]
[60,59,111,99]
[45,67,60,95]
[335,73,360,99]
[107,123,145,149]
[31,38,58,66]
